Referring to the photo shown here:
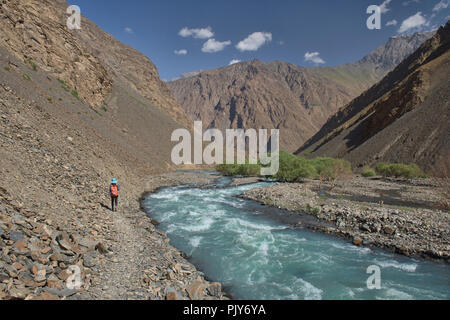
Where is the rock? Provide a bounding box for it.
[185,280,205,300]
[165,286,181,300]
[13,240,28,254]
[8,287,31,299]
[58,239,73,251]
[32,292,58,300]
[34,269,47,282]
[95,242,108,254]
[83,253,96,268]
[4,264,17,277]
[0,226,3,238]
[150,219,160,226]
[40,247,52,254]
[207,282,222,297]
[166,291,178,300]
[384,225,396,235]
[57,269,71,281]
[44,287,78,298]
[0,272,9,282]
[77,237,98,251]
[353,237,363,246]
[47,274,63,289]
[167,271,176,280]
[10,231,24,242]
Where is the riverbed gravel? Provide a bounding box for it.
[240,179,449,262]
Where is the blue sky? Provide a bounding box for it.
[69,0,449,81]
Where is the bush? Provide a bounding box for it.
[71,90,81,101]
[216,151,352,182]
[362,167,376,177]
[58,78,70,92]
[375,162,426,178]
[216,162,261,177]
[309,157,352,181]
[273,151,317,181]
[27,59,37,71]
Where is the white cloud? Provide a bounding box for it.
[179,27,214,39]
[236,32,272,52]
[124,27,133,34]
[304,52,325,64]
[202,39,232,53]
[174,49,188,55]
[380,0,392,13]
[229,59,241,65]
[433,0,449,12]
[398,12,429,33]
[386,19,398,26]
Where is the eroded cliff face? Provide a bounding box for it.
[0,0,190,128]
[0,0,112,109]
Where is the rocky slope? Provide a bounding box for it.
[296,22,450,172]
[0,67,224,299]
[168,32,433,152]
[0,0,190,128]
[0,0,222,300]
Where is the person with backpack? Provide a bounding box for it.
[109,178,120,212]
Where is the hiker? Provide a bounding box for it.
[109,178,120,211]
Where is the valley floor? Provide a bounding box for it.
[240,177,449,262]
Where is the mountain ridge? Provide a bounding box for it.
[295,21,450,171]
[167,31,434,152]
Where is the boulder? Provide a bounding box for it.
[384,225,396,235]
[32,292,58,300]
[185,280,205,300]
[10,232,24,242]
[353,237,363,246]
[207,282,222,297]
[8,287,31,299]
[165,285,181,300]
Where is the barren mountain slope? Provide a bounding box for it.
[168,32,433,152]
[0,0,190,128]
[296,22,450,171]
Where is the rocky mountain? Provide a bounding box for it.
[0,0,190,129]
[296,22,450,172]
[167,32,433,152]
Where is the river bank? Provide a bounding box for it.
[0,166,227,300]
[239,177,449,262]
